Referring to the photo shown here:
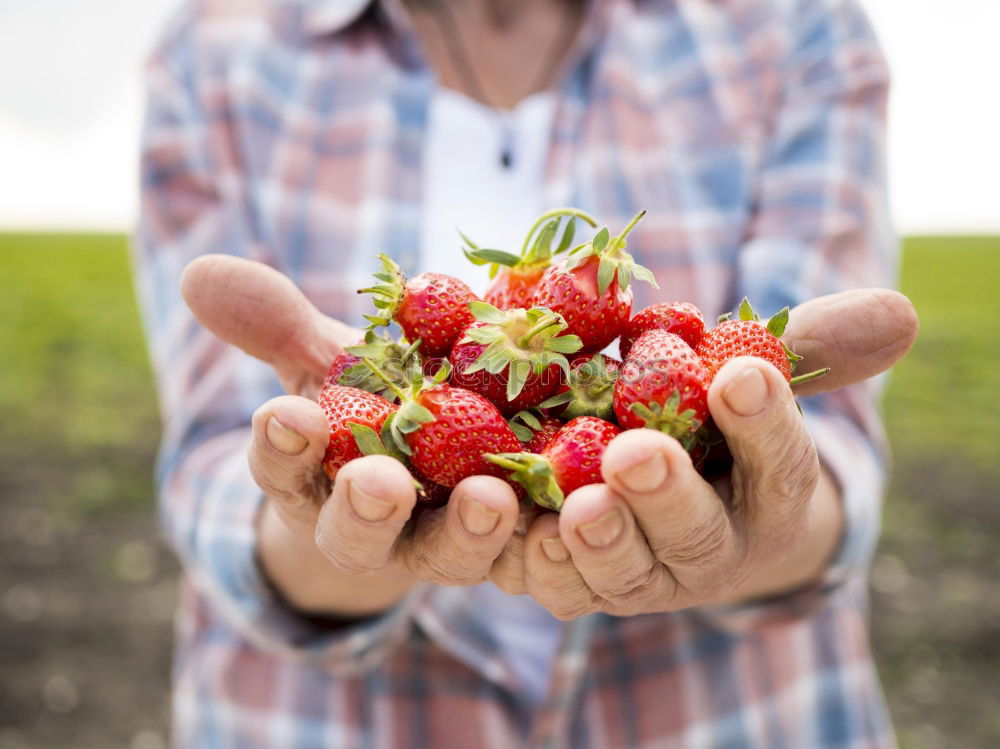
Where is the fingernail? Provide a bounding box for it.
[617,450,668,493]
[577,507,624,549]
[541,536,570,563]
[348,480,395,523]
[723,366,769,416]
[266,416,308,456]
[459,498,501,536]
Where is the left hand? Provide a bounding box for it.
[491,289,918,618]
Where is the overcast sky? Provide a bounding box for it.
[0,0,996,233]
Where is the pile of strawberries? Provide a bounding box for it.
[319,208,825,510]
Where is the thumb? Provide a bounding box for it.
[784,288,919,397]
[181,254,359,395]
[707,357,819,538]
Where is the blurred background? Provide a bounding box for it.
[1,1,998,748]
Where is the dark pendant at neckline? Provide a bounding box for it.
[499,119,514,169]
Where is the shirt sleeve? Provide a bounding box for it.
[695,0,895,630]
[132,8,417,666]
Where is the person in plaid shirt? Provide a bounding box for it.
[134,0,919,746]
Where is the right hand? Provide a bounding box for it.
[181,255,528,617]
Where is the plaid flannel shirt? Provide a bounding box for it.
[134,0,899,745]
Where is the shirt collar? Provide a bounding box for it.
[284,0,411,36]
[291,0,371,36]
[291,0,619,46]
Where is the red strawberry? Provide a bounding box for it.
[699,319,791,381]
[324,348,361,387]
[541,353,620,421]
[532,211,657,352]
[508,410,564,453]
[449,303,581,415]
[324,332,423,400]
[695,298,829,386]
[620,302,705,359]
[360,254,479,357]
[485,267,544,310]
[400,385,522,488]
[363,356,524,489]
[486,416,622,511]
[526,422,563,453]
[318,384,397,480]
[613,330,711,446]
[462,208,599,310]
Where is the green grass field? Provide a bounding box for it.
[1,233,998,747]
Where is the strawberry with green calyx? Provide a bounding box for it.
[697,298,829,385]
[359,253,479,357]
[420,354,452,382]
[318,384,398,480]
[613,330,711,447]
[360,358,522,488]
[540,353,620,421]
[449,302,582,414]
[326,331,424,401]
[508,410,564,453]
[620,301,705,359]
[532,210,658,352]
[346,416,451,502]
[485,416,622,512]
[324,348,362,388]
[462,208,599,310]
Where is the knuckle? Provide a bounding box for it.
[406,513,495,585]
[411,547,484,586]
[249,441,294,495]
[489,544,526,595]
[250,453,328,507]
[251,469,299,504]
[549,599,597,622]
[320,545,379,576]
[532,578,599,621]
[315,527,384,576]
[766,438,819,509]
[332,557,375,577]
[655,511,731,569]
[490,569,527,596]
[598,563,664,604]
[688,579,739,607]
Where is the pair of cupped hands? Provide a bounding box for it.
[182,255,918,621]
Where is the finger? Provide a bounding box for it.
[784,288,919,396]
[314,455,417,575]
[600,429,740,600]
[488,505,541,595]
[558,484,675,615]
[401,476,521,586]
[524,513,599,621]
[181,254,359,395]
[249,395,331,533]
[708,357,819,545]
[489,536,528,595]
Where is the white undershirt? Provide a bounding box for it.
[420,88,556,293]
[419,87,562,705]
